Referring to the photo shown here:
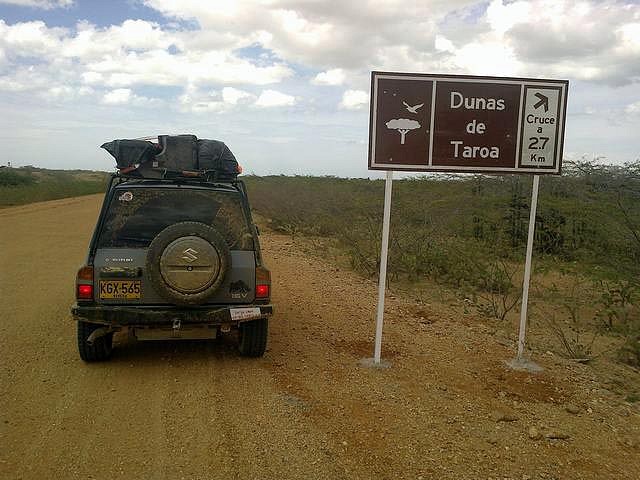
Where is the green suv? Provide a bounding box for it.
[71,174,272,361]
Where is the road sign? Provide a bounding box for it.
[369,72,568,174]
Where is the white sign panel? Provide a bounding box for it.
[519,87,562,168]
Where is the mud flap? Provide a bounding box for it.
[86,326,116,345]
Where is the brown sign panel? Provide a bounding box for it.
[373,78,433,166]
[368,72,568,174]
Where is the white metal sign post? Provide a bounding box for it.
[373,170,394,364]
[512,175,542,370]
[367,71,568,367]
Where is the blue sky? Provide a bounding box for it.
[0,0,638,177]
[0,0,169,28]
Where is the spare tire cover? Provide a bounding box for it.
[146,221,231,305]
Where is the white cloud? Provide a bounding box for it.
[491,0,640,84]
[2,1,638,101]
[222,86,255,105]
[339,89,368,110]
[311,68,345,86]
[452,40,522,77]
[616,23,640,56]
[0,0,639,173]
[108,19,173,51]
[178,86,257,112]
[254,89,296,107]
[101,88,159,107]
[81,71,102,84]
[625,101,640,115]
[77,86,93,96]
[0,19,293,97]
[0,74,32,92]
[136,0,640,86]
[80,46,291,88]
[485,0,531,35]
[273,9,333,48]
[0,0,73,9]
[0,61,78,96]
[143,0,468,70]
[0,20,65,57]
[435,35,455,53]
[63,20,175,60]
[177,86,228,113]
[43,85,74,101]
[102,88,132,105]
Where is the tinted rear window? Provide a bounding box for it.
[97,187,253,250]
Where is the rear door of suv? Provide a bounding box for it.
[92,183,256,306]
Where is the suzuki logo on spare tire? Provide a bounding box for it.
[181,248,199,263]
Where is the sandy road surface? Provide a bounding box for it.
[1,195,639,480]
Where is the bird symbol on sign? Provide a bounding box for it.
[403,101,424,114]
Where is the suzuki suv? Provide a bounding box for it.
[71,175,272,361]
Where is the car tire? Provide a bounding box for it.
[77,321,113,362]
[146,221,231,306]
[238,318,268,357]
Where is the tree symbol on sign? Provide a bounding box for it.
[385,118,421,145]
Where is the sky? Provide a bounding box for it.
[0,0,638,178]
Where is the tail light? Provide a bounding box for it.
[256,284,269,298]
[76,265,94,301]
[255,266,270,300]
[77,284,93,299]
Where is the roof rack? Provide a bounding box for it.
[115,168,237,183]
[110,171,248,196]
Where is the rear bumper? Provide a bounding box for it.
[71,303,273,327]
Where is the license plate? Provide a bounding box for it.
[230,307,261,321]
[99,280,141,300]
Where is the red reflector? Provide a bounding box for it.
[256,284,269,298]
[77,284,93,300]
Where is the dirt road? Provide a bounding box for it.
[1,195,639,480]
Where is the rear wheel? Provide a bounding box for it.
[77,321,113,362]
[238,318,268,357]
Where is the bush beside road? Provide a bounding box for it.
[0,167,109,207]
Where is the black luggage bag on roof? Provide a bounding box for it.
[197,139,239,181]
[154,134,198,171]
[100,139,159,173]
[101,135,240,181]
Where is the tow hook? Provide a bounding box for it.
[172,318,181,330]
[87,327,114,345]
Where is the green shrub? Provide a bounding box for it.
[0,168,109,207]
[0,168,35,187]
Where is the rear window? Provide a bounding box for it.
[97,187,253,250]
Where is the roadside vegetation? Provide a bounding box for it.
[3,163,638,372]
[244,160,640,370]
[0,167,109,207]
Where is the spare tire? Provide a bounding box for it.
[146,221,231,305]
